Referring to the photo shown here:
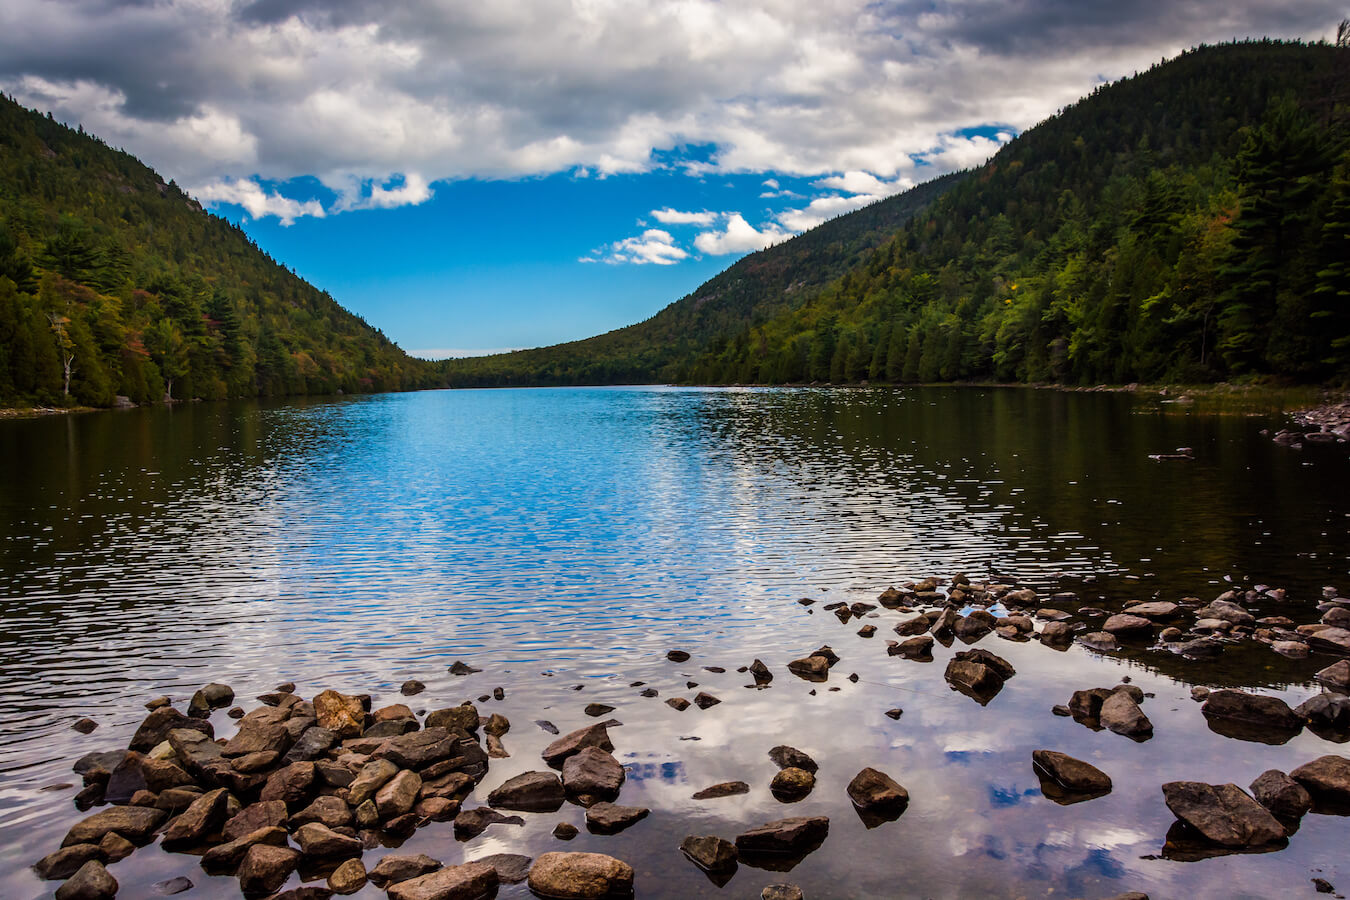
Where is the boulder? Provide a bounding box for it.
[200,826,289,874]
[1315,660,1350,692]
[1290,755,1350,809]
[527,852,634,899]
[1297,693,1350,733]
[347,759,399,806]
[1100,692,1153,740]
[786,656,829,682]
[1250,769,1312,820]
[33,844,106,881]
[161,787,230,849]
[542,724,613,766]
[680,835,737,873]
[1195,599,1255,626]
[1102,614,1154,635]
[562,747,625,802]
[289,796,352,830]
[294,822,362,859]
[474,854,531,885]
[769,767,815,801]
[425,705,479,732]
[666,698,690,711]
[283,726,337,764]
[62,805,166,847]
[888,635,934,659]
[761,886,804,900]
[375,769,422,819]
[944,659,1004,704]
[152,876,193,895]
[237,843,301,895]
[768,746,817,773]
[188,683,235,717]
[693,692,721,709]
[1079,632,1119,652]
[54,860,117,900]
[1123,601,1180,619]
[1161,782,1286,847]
[1031,750,1112,798]
[368,854,442,887]
[846,767,909,814]
[328,857,367,895]
[375,728,456,769]
[313,690,365,738]
[749,659,773,683]
[223,800,288,842]
[1202,690,1303,743]
[259,760,317,807]
[130,707,212,752]
[487,770,566,811]
[584,802,649,834]
[735,816,829,856]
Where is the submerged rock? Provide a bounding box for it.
[680,835,737,873]
[1161,782,1286,848]
[453,807,524,840]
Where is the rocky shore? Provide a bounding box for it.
[33,574,1350,900]
[1270,395,1350,448]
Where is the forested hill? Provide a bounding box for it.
[449,39,1349,388]
[683,40,1350,386]
[0,95,437,409]
[442,171,964,387]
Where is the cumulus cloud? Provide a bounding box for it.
[651,207,720,226]
[584,228,689,265]
[1,0,1337,204]
[192,177,325,225]
[694,214,791,255]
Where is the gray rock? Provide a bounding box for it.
[1250,769,1312,820]
[1296,692,1350,732]
[54,860,117,900]
[1161,782,1286,847]
[1315,660,1350,691]
[487,770,566,812]
[188,683,234,717]
[152,876,193,895]
[474,853,532,884]
[283,726,337,763]
[1202,690,1302,742]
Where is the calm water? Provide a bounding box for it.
[0,386,1347,899]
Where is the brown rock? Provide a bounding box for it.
[375,769,422,819]
[487,770,566,812]
[425,705,479,732]
[584,801,649,834]
[770,767,815,801]
[846,767,909,814]
[1315,660,1350,691]
[368,854,442,887]
[328,857,367,895]
[314,690,366,738]
[1100,692,1153,740]
[130,707,212,752]
[223,800,289,842]
[200,826,290,874]
[1103,614,1154,635]
[692,781,749,800]
[62,805,166,847]
[224,720,294,758]
[1250,769,1313,820]
[562,747,625,802]
[735,816,829,855]
[453,807,524,840]
[237,843,301,895]
[347,758,399,806]
[259,761,317,807]
[54,860,117,900]
[34,844,106,881]
[680,835,737,873]
[542,723,613,766]
[289,796,352,830]
[375,728,456,769]
[1032,750,1112,796]
[99,832,134,863]
[475,853,531,884]
[161,787,231,849]
[1161,782,1286,847]
[1290,755,1350,808]
[768,746,817,773]
[665,698,690,711]
[294,822,362,859]
[527,852,634,899]
[786,656,829,681]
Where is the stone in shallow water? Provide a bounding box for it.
[1201,690,1303,744]
[667,649,691,662]
[387,861,498,900]
[34,845,105,881]
[237,843,301,896]
[846,767,909,815]
[328,857,367,894]
[54,861,117,900]
[1100,692,1152,741]
[488,770,566,812]
[1161,781,1286,848]
[680,835,737,873]
[1250,769,1312,821]
[584,802,649,834]
[1290,755,1350,810]
[368,853,442,887]
[1032,750,1112,799]
[151,876,193,895]
[453,807,524,840]
[735,816,829,859]
[768,745,817,773]
[562,747,625,802]
[692,781,749,800]
[528,852,634,899]
[770,767,815,802]
[761,886,804,900]
[62,805,166,847]
[541,724,613,766]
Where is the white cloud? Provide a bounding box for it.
[651,207,720,226]
[329,173,434,211]
[586,228,689,265]
[191,177,325,226]
[773,169,915,232]
[0,0,1337,218]
[762,178,779,189]
[694,214,790,255]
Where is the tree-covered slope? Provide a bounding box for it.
[0,95,437,409]
[441,172,963,387]
[684,40,1350,386]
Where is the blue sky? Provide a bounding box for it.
[1,0,1341,356]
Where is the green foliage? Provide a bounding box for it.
[447,40,1350,388]
[0,94,437,408]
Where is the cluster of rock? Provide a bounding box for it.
[38,681,636,900]
[1269,396,1350,448]
[1161,755,1350,857]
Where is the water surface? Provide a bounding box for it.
[1,386,1347,899]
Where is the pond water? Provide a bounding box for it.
[0,386,1347,899]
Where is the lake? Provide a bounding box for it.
[1,385,1347,899]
